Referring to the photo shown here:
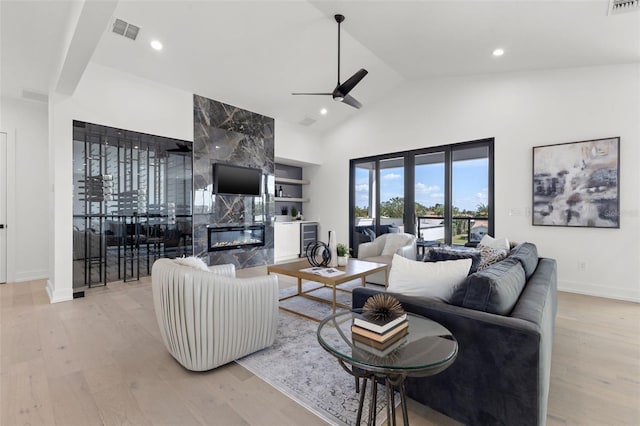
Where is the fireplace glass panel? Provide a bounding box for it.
[208,225,265,251]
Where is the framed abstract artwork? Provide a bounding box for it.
[532,137,620,228]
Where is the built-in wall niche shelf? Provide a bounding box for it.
[275,177,310,185]
[274,197,309,203]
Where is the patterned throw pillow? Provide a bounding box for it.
[477,244,508,270]
[423,247,482,275]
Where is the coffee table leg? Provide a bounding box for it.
[368,379,378,426]
[356,377,368,425]
[297,277,302,295]
[361,276,366,287]
[386,378,396,426]
[399,380,409,426]
[333,285,337,313]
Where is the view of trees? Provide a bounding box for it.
[356,197,489,219]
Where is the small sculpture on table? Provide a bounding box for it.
[306,241,331,267]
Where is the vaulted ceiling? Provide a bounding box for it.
[2,0,639,133]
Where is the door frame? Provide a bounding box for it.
[0,131,16,283]
[349,138,494,251]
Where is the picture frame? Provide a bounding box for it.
[532,137,620,228]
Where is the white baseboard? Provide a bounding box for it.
[559,280,640,303]
[46,280,73,304]
[14,269,48,282]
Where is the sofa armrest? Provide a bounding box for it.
[358,239,383,259]
[353,287,547,425]
[208,263,236,277]
[396,241,416,260]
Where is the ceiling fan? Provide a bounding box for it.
[292,14,368,109]
[166,142,192,153]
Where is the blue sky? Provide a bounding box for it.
[355,158,488,212]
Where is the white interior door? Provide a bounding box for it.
[0,132,7,283]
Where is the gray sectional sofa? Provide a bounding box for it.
[352,242,557,426]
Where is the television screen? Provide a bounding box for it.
[213,163,262,196]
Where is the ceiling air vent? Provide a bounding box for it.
[298,117,317,127]
[21,89,48,103]
[608,0,640,14]
[112,18,140,40]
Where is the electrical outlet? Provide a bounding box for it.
[577,260,587,271]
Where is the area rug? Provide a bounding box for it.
[236,282,394,426]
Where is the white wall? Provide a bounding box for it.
[0,97,49,282]
[307,64,640,302]
[274,120,321,166]
[47,62,193,302]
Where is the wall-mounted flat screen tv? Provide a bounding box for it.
[213,163,262,196]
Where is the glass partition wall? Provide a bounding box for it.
[72,121,193,290]
[349,139,493,254]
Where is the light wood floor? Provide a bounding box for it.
[1,269,638,425]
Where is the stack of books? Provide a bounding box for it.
[351,313,409,357]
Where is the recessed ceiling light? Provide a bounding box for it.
[320,108,328,115]
[150,40,163,51]
[492,48,505,57]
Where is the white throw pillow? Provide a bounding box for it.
[387,254,472,301]
[479,235,510,252]
[173,256,210,272]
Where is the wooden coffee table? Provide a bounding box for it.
[267,258,389,322]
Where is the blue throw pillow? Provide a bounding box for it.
[508,242,538,279]
[449,257,527,315]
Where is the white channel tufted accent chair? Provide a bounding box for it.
[151,258,279,371]
[357,232,417,286]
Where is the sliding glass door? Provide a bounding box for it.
[350,139,493,253]
[451,145,491,245]
[414,151,446,243]
[351,155,411,256]
[379,157,406,232]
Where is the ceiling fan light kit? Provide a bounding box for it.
[292,14,368,109]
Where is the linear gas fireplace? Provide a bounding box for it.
[207,224,265,252]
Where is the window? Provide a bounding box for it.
[349,139,493,253]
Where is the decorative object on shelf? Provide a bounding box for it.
[532,137,619,228]
[291,206,298,218]
[306,241,331,267]
[336,243,350,266]
[278,185,284,197]
[281,206,289,215]
[362,294,405,323]
[328,230,338,267]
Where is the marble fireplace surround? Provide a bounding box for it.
[193,94,275,268]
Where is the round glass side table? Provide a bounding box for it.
[317,309,458,426]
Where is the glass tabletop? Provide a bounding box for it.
[317,309,458,376]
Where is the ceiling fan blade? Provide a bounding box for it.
[336,68,368,97]
[341,94,362,109]
[291,92,333,96]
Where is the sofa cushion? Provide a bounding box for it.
[173,256,210,271]
[424,247,481,274]
[388,254,472,301]
[509,243,538,280]
[450,257,527,315]
[362,254,393,265]
[508,242,539,279]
